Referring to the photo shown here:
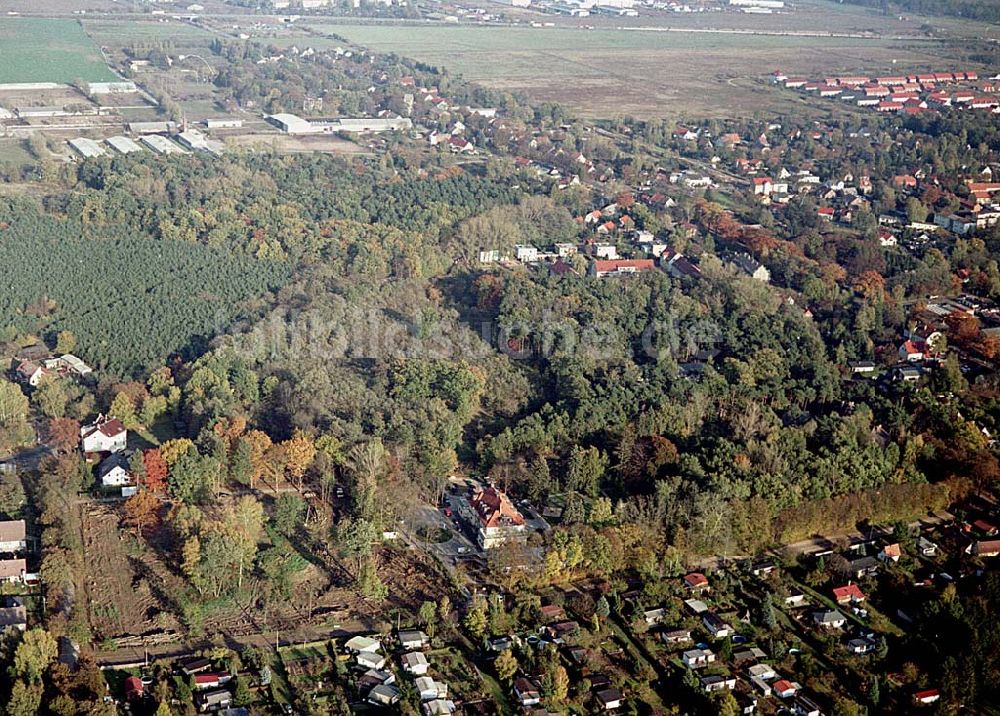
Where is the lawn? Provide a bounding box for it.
[309,19,963,119]
[0,18,117,84]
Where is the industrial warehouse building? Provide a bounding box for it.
[69,137,106,159]
[87,81,138,94]
[105,135,145,154]
[266,113,412,134]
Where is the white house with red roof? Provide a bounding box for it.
[589,258,656,278]
[463,485,526,549]
[753,177,773,196]
[80,415,127,454]
[832,584,866,605]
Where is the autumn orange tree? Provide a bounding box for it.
[123,491,159,536]
[143,448,168,494]
[47,418,79,454]
[282,433,316,490]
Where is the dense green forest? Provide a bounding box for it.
[0,198,289,374]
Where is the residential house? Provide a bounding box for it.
[514,677,542,707]
[913,689,940,705]
[594,244,618,259]
[832,584,866,605]
[784,593,807,608]
[358,670,395,690]
[727,254,770,282]
[515,245,540,263]
[589,259,656,278]
[793,695,823,716]
[847,638,875,654]
[753,177,774,196]
[544,620,580,643]
[193,672,232,690]
[732,647,766,666]
[399,629,429,650]
[813,609,847,629]
[917,536,938,557]
[539,604,564,622]
[345,635,382,653]
[701,675,737,693]
[772,679,799,699]
[702,612,734,639]
[14,360,47,387]
[0,559,27,584]
[124,676,144,701]
[98,454,132,488]
[879,543,902,562]
[596,688,623,710]
[0,601,27,633]
[661,251,702,279]
[846,555,878,578]
[422,699,457,716]
[179,658,212,676]
[643,608,667,626]
[850,361,877,375]
[747,663,776,681]
[969,540,1000,557]
[447,136,474,153]
[402,652,429,675]
[682,648,716,668]
[357,651,386,670]
[198,689,232,713]
[683,572,710,591]
[899,340,927,362]
[415,676,445,701]
[0,520,27,554]
[368,684,401,706]
[80,416,127,454]
[661,629,692,645]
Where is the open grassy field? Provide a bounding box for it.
[0,18,118,84]
[304,0,991,119]
[82,18,218,48]
[306,21,956,118]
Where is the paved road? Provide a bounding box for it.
[1,444,52,472]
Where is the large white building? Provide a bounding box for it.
[458,486,526,549]
[267,113,323,134]
[267,113,412,135]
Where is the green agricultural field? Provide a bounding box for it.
[0,18,117,84]
[82,18,218,48]
[311,20,964,118]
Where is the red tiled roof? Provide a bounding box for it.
[684,572,709,588]
[82,416,126,440]
[593,259,655,273]
[471,486,524,529]
[833,584,866,602]
[124,676,144,696]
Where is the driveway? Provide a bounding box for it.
[403,500,483,573]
